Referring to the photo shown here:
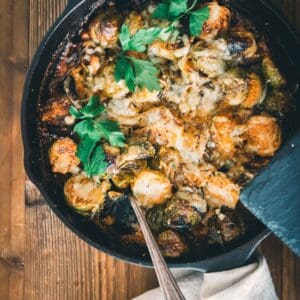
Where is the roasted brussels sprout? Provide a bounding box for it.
[116,142,155,169]
[245,115,281,157]
[64,174,111,215]
[209,208,245,243]
[88,11,121,48]
[49,138,80,174]
[203,171,240,209]
[200,2,231,41]
[41,97,71,126]
[219,72,248,106]
[146,205,165,233]
[242,73,263,108]
[157,230,188,258]
[132,169,173,208]
[188,223,210,245]
[262,56,286,88]
[263,89,291,116]
[124,11,144,35]
[111,169,135,189]
[121,228,145,246]
[163,192,204,231]
[99,193,139,234]
[227,31,258,61]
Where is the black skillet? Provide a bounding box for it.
[22,0,300,271]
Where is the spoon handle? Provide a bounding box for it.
[129,196,186,300]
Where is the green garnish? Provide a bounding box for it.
[119,24,162,52]
[152,0,210,36]
[189,6,210,36]
[114,24,162,92]
[70,96,125,177]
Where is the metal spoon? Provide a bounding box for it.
[129,196,186,300]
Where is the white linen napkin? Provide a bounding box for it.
[134,251,277,300]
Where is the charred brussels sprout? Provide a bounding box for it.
[41,97,71,127]
[163,192,204,231]
[188,223,210,246]
[263,89,291,117]
[64,174,111,215]
[99,193,138,234]
[146,206,165,233]
[157,230,188,258]
[262,56,286,88]
[227,31,258,61]
[111,169,135,189]
[209,208,245,243]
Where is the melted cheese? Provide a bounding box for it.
[143,107,209,164]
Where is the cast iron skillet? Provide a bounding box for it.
[22,0,300,271]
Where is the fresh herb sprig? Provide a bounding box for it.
[114,24,162,92]
[70,96,125,177]
[152,0,210,36]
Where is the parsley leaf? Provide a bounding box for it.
[69,106,83,119]
[129,27,162,52]
[168,0,187,18]
[115,24,162,92]
[115,56,161,92]
[70,96,125,177]
[70,96,105,119]
[159,22,180,42]
[119,24,161,52]
[77,135,97,165]
[119,24,131,50]
[74,119,101,141]
[115,55,136,92]
[152,0,210,36]
[152,3,169,19]
[189,6,210,36]
[80,96,106,118]
[84,144,108,177]
[129,57,161,92]
[95,120,126,147]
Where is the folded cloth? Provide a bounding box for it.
[134,251,277,300]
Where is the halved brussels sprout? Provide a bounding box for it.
[245,115,281,157]
[163,195,202,231]
[227,31,258,61]
[116,142,155,169]
[132,169,173,208]
[88,11,121,48]
[49,138,80,175]
[157,230,188,258]
[64,174,111,215]
[146,205,165,233]
[262,56,286,88]
[99,192,139,235]
[263,89,291,116]
[209,208,245,243]
[41,97,71,126]
[111,169,135,189]
[242,73,263,108]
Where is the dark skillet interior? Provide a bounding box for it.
[22,0,300,269]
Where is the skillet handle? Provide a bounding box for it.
[187,230,270,272]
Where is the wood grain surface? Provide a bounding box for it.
[0,0,299,299]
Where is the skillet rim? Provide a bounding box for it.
[22,0,300,269]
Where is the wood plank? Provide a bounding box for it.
[261,235,283,297]
[0,0,28,299]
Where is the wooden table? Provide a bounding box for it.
[0,0,299,299]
